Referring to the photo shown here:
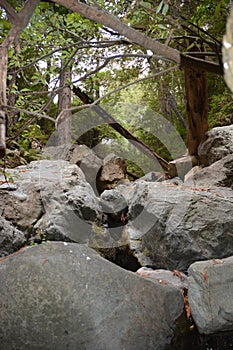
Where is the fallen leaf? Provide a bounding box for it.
[202,272,208,282]
[173,269,185,281]
[182,290,191,319]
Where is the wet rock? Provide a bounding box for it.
[188,256,233,334]
[0,242,184,350]
[100,189,128,222]
[137,171,165,182]
[168,154,195,180]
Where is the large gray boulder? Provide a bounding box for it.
[125,181,233,271]
[188,256,233,334]
[0,160,102,244]
[0,216,26,257]
[198,125,233,166]
[0,242,184,350]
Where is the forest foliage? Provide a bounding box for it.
[0,0,232,175]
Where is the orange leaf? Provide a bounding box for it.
[202,272,208,282]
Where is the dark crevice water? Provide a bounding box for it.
[97,244,141,272]
[169,326,233,350]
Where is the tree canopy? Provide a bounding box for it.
[0,0,232,175]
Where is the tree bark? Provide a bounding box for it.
[0,46,7,158]
[0,0,40,158]
[57,65,72,145]
[73,86,177,176]
[52,0,221,158]
[184,66,209,156]
[53,0,222,75]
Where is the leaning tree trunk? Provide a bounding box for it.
[184,65,209,157]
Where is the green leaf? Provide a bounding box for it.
[156,1,164,14]
[162,3,169,16]
[141,1,152,8]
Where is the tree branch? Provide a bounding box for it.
[2,105,56,123]
[53,0,181,65]
[73,86,178,176]
[86,66,178,106]
[0,0,20,24]
[9,39,132,75]
[3,0,40,47]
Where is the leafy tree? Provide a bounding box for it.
[0,0,231,174]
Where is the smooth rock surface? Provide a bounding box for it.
[188,256,233,334]
[0,242,184,350]
[198,125,233,166]
[125,181,233,271]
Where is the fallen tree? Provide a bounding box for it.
[73,86,177,177]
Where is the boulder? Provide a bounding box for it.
[125,181,233,271]
[0,216,26,257]
[137,171,165,182]
[97,153,126,193]
[100,189,128,223]
[198,125,233,166]
[168,154,195,180]
[66,144,103,187]
[42,144,71,160]
[0,160,102,244]
[0,242,184,350]
[184,154,233,189]
[188,256,233,334]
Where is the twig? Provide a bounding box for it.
[2,105,56,123]
[56,65,178,118]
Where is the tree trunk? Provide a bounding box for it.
[54,0,223,74]
[0,0,40,158]
[184,66,209,156]
[0,46,7,158]
[73,86,178,176]
[57,65,72,145]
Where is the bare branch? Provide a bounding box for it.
[73,86,173,174]
[2,105,56,123]
[9,39,131,75]
[7,116,37,141]
[53,0,181,64]
[57,65,178,117]
[88,66,178,106]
